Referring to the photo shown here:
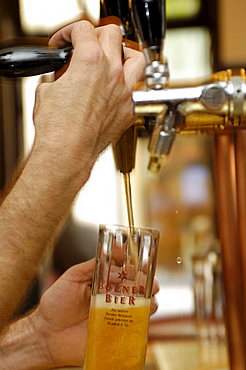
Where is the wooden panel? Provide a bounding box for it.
[218,0,246,68]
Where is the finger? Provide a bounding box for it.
[123,39,142,52]
[63,258,95,284]
[48,13,92,39]
[48,20,97,49]
[96,23,123,62]
[123,45,143,61]
[150,295,159,315]
[49,21,105,79]
[123,47,146,86]
[152,277,160,295]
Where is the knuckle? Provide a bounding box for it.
[71,20,94,39]
[100,23,122,38]
[112,59,124,80]
[74,41,104,67]
[108,23,122,37]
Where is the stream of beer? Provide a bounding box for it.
[123,172,134,227]
[123,173,138,269]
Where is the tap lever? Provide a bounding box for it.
[113,125,137,174]
[0,44,72,78]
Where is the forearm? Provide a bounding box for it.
[0,313,52,370]
[0,146,93,333]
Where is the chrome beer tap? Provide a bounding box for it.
[131,0,246,174]
[133,68,246,171]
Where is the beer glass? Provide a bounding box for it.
[84,224,159,370]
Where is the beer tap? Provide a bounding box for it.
[131,1,246,175]
[133,67,246,169]
[2,1,246,177]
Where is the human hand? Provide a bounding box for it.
[30,258,159,368]
[33,20,146,187]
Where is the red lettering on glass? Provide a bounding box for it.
[139,286,145,295]
[105,294,112,303]
[129,296,135,305]
[122,286,130,294]
[120,297,127,304]
[106,284,112,292]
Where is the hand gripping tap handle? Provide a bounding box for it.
[101,0,138,174]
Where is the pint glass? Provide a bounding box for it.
[84,224,159,370]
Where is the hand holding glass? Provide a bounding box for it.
[84,224,159,370]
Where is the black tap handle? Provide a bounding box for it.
[101,0,129,21]
[101,0,136,40]
[0,45,72,78]
[132,0,166,63]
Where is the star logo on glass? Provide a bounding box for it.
[118,271,127,283]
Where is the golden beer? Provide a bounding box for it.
[84,294,151,370]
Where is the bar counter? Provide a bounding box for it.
[57,338,229,370]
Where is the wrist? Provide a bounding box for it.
[0,313,53,370]
[28,142,94,194]
[30,305,86,369]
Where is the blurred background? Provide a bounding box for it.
[1,0,246,368]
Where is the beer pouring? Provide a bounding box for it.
[2,1,246,368]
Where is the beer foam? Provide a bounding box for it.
[90,293,151,309]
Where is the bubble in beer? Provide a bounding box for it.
[176,256,182,265]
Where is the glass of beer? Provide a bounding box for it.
[83,224,159,370]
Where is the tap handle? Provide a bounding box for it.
[101,0,129,22]
[0,45,72,78]
[132,0,166,63]
[101,0,136,40]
